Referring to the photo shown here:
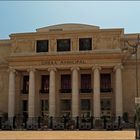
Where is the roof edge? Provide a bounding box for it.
[36,23,100,32]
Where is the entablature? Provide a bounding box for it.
[7,50,123,70]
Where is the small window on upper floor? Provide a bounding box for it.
[79,38,92,51]
[57,39,71,52]
[36,40,49,52]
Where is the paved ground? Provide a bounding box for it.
[0,130,135,140]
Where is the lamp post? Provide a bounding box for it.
[125,35,140,139]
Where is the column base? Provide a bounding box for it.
[2,117,15,130]
[94,118,102,129]
[27,118,38,130]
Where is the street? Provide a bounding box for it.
[0,130,135,140]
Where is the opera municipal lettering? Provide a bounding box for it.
[0,23,139,130]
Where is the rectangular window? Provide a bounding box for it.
[61,99,71,111]
[101,99,111,110]
[101,99,111,117]
[81,99,90,110]
[22,76,29,94]
[22,100,28,112]
[100,74,111,92]
[80,74,92,93]
[41,100,49,116]
[57,39,70,52]
[40,75,49,93]
[36,40,49,52]
[60,74,71,93]
[79,38,92,51]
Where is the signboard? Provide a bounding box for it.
[41,60,86,65]
[135,97,140,104]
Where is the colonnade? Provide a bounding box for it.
[8,64,123,125]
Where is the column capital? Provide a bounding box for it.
[48,67,57,72]
[8,67,16,73]
[27,67,36,72]
[92,64,101,71]
[71,66,80,71]
[114,64,123,71]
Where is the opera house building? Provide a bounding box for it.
[0,23,139,130]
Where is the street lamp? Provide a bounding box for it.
[124,35,140,139]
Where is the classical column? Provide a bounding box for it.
[28,68,36,119]
[114,64,123,117]
[48,67,56,117]
[92,65,101,119]
[71,67,79,117]
[8,68,16,126]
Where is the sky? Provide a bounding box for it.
[0,1,140,39]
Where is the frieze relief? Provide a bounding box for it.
[94,35,100,49]
[95,35,120,49]
[111,37,120,49]
[71,37,78,51]
[12,39,35,53]
[50,39,56,52]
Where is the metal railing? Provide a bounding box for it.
[59,89,72,93]
[0,116,135,130]
[39,89,49,94]
[80,88,93,93]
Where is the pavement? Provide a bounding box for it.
[0,130,135,140]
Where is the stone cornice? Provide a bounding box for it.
[9,28,123,39]
[0,64,8,69]
[0,39,11,44]
[10,30,99,38]
[8,67,16,73]
[7,50,123,63]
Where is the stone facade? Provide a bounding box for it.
[0,23,139,120]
